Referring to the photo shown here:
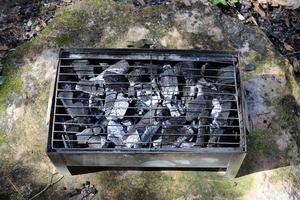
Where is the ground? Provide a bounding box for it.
[0,0,299,199]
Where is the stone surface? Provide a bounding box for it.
[0,0,299,199]
[257,0,300,9]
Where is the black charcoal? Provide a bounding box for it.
[107,120,125,146]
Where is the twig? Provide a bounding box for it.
[6,176,25,199]
[28,174,64,200]
[286,51,300,56]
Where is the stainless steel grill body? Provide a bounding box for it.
[47,48,249,178]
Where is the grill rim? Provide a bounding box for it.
[47,48,247,153]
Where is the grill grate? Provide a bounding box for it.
[50,49,244,151]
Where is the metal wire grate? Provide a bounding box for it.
[50,49,244,151]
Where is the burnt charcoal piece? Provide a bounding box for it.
[104,89,117,119]
[161,117,186,146]
[128,105,158,136]
[59,83,88,119]
[73,60,94,80]
[76,127,101,144]
[155,105,171,122]
[186,95,206,121]
[208,95,233,147]
[59,91,88,119]
[62,118,80,148]
[216,66,235,91]
[195,110,210,146]
[88,95,104,119]
[76,80,105,96]
[107,120,125,146]
[175,126,194,147]
[140,121,160,144]
[126,67,148,85]
[159,65,179,116]
[90,60,130,92]
[186,78,216,121]
[124,130,140,148]
[88,136,107,148]
[174,62,197,105]
[103,71,129,92]
[109,93,129,120]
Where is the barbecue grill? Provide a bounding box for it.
[47,48,250,178]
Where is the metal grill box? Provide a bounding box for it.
[47,48,250,178]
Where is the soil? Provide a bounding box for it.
[218,2,300,81]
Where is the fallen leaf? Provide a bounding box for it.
[0,44,8,51]
[63,0,72,3]
[283,42,294,52]
[253,1,266,18]
[40,20,47,28]
[15,15,22,22]
[292,57,300,72]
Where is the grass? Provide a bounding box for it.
[176,172,253,200]
[0,134,5,146]
[90,0,104,7]
[54,33,71,46]
[95,171,254,200]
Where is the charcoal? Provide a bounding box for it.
[140,121,160,144]
[181,142,195,148]
[153,137,162,147]
[129,107,158,135]
[59,91,88,118]
[126,67,147,85]
[186,95,206,121]
[88,95,104,118]
[175,126,194,147]
[195,111,210,146]
[109,93,129,120]
[162,117,186,129]
[161,117,186,145]
[103,71,129,92]
[76,80,105,96]
[136,83,152,107]
[216,66,235,91]
[128,85,136,97]
[175,62,197,105]
[56,58,240,149]
[161,128,180,146]
[208,95,233,147]
[159,65,179,114]
[104,89,117,119]
[76,127,101,145]
[88,136,107,148]
[73,60,94,79]
[63,119,80,133]
[124,130,140,148]
[107,120,125,146]
[90,60,130,92]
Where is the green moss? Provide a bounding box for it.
[0,64,22,115]
[0,134,5,146]
[90,0,104,7]
[239,127,287,175]
[54,33,71,46]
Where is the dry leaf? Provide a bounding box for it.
[292,57,300,72]
[0,44,8,51]
[283,42,294,51]
[253,1,266,18]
